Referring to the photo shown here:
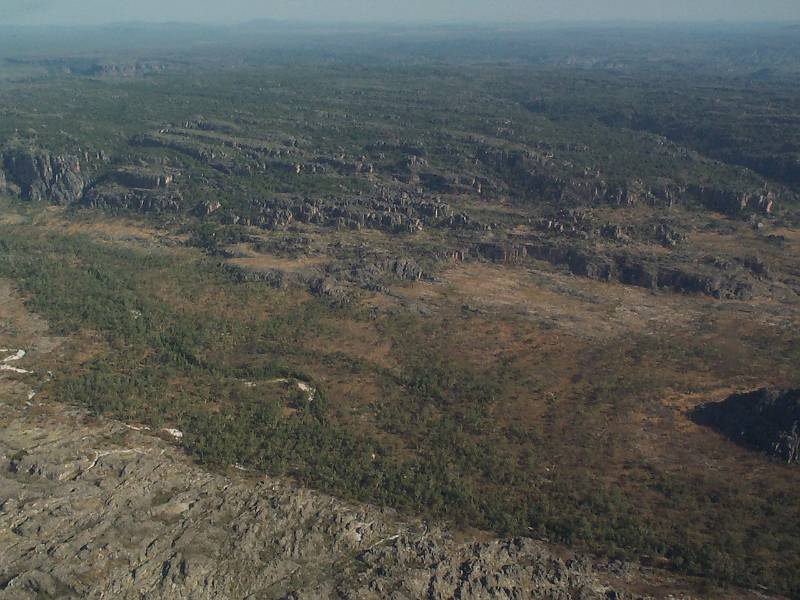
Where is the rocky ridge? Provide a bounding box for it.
[474,240,760,300]
[0,137,792,304]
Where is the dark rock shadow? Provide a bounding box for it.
[691,388,800,464]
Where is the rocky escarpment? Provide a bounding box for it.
[1,131,787,230]
[475,240,758,300]
[82,183,182,213]
[687,185,778,217]
[1,147,86,205]
[245,192,429,234]
[693,388,800,463]
[344,256,427,289]
[81,166,183,213]
[4,58,172,78]
[235,191,475,236]
[222,255,426,304]
[0,399,646,600]
[108,167,175,190]
[472,142,784,216]
[0,146,186,212]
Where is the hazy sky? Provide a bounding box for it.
[1,0,798,25]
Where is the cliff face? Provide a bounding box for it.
[1,147,86,205]
[693,389,800,464]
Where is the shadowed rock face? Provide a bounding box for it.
[693,389,800,464]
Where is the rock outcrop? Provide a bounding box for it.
[1,147,86,205]
[5,57,171,78]
[242,192,434,235]
[472,140,783,216]
[688,185,777,216]
[347,257,426,290]
[109,167,174,190]
[310,276,352,304]
[476,240,756,300]
[693,388,800,463]
[82,183,182,213]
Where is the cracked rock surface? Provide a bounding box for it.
[0,398,633,600]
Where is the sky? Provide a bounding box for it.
[1,0,798,25]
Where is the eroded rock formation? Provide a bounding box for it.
[1,147,86,205]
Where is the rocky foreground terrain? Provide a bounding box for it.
[2,400,592,600]
[0,395,780,600]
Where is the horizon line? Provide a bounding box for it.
[1,17,800,28]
